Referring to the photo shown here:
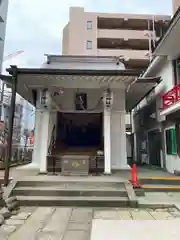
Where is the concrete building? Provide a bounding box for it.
[173,0,180,13]
[62,7,170,70]
[132,5,180,174]
[1,90,35,145]
[0,0,9,70]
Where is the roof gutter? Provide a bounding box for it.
[126,57,161,92]
[142,56,162,78]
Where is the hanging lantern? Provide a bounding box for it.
[39,88,49,108]
[103,89,113,109]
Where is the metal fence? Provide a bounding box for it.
[0,143,33,168]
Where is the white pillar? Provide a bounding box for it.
[39,110,50,173]
[32,90,52,172]
[111,111,130,169]
[119,111,129,169]
[32,110,42,167]
[32,109,50,173]
[104,108,111,174]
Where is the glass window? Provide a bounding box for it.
[86,40,92,49]
[87,21,92,30]
[165,128,177,155]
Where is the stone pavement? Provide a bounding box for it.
[91,219,180,240]
[138,192,180,208]
[0,206,180,239]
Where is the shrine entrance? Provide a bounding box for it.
[56,112,103,150]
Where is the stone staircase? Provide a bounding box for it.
[10,178,137,207]
[140,177,180,192]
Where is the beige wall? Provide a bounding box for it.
[62,7,170,59]
[172,0,180,14]
[62,23,69,55]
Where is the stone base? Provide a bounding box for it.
[119,164,131,170]
[103,172,111,176]
[18,162,39,169]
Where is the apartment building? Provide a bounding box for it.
[173,0,180,13]
[0,0,9,70]
[62,7,170,70]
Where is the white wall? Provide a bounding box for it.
[154,60,180,173]
[110,89,128,169]
[126,136,132,158]
[55,88,103,112]
[164,125,180,174]
[154,60,174,122]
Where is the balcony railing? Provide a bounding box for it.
[161,84,180,110]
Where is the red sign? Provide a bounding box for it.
[29,136,34,145]
[161,84,180,110]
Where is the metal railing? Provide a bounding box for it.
[0,144,33,168]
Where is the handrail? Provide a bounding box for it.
[48,124,56,155]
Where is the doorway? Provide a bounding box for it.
[148,129,161,167]
[56,112,103,150]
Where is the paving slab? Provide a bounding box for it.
[1,224,16,234]
[43,208,72,235]
[0,229,7,240]
[68,222,91,231]
[94,210,121,219]
[63,230,90,240]
[5,219,25,226]
[150,211,173,220]
[11,212,31,220]
[131,211,154,220]
[91,219,180,240]
[35,231,61,240]
[118,211,132,220]
[8,207,54,240]
[70,208,92,223]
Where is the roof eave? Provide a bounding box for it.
[153,6,180,56]
[6,67,142,77]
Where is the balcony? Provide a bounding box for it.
[97,38,149,51]
[97,17,170,31]
[98,29,152,41]
[98,49,149,60]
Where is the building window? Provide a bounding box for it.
[86,40,92,49]
[87,21,92,30]
[173,58,180,85]
[165,128,177,155]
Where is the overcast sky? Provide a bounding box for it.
[3,0,173,71]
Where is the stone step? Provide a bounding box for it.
[12,186,128,197]
[142,184,180,192]
[16,195,131,207]
[16,180,125,189]
[139,177,180,185]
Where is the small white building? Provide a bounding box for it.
[133,7,180,174]
[5,55,158,174]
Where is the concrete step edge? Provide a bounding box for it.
[13,186,127,192]
[142,184,180,189]
[140,177,180,180]
[16,195,129,201]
